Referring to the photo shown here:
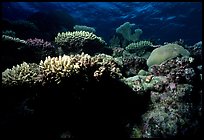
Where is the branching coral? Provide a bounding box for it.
[116,22,143,42]
[73,25,96,33]
[125,41,154,58]
[2,62,40,87]
[39,53,122,85]
[26,38,56,61]
[125,41,153,52]
[2,35,26,44]
[55,31,106,55]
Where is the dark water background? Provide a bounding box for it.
[2,2,202,45]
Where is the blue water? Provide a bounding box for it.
[2,2,202,45]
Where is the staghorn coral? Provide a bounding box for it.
[2,62,40,87]
[39,53,122,86]
[55,31,106,55]
[147,43,190,67]
[73,25,96,33]
[116,22,143,42]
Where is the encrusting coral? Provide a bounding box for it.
[149,56,196,84]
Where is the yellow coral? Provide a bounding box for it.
[2,62,39,87]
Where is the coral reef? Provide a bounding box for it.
[55,31,106,55]
[122,55,148,77]
[139,83,200,138]
[39,53,122,86]
[147,43,190,67]
[112,47,124,57]
[125,40,154,58]
[1,16,202,138]
[116,22,143,42]
[184,41,202,65]
[73,25,96,33]
[126,73,201,138]
[125,41,153,52]
[149,56,196,84]
[109,35,121,48]
[123,75,167,95]
[2,62,40,87]
[25,38,56,62]
[2,35,27,44]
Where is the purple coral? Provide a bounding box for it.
[23,38,56,62]
[26,38,55,49]
[149,57,196,84]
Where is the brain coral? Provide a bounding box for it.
[55,31,106,55]
[146,43,190,67]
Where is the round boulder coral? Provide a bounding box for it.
[147,43,190,67]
